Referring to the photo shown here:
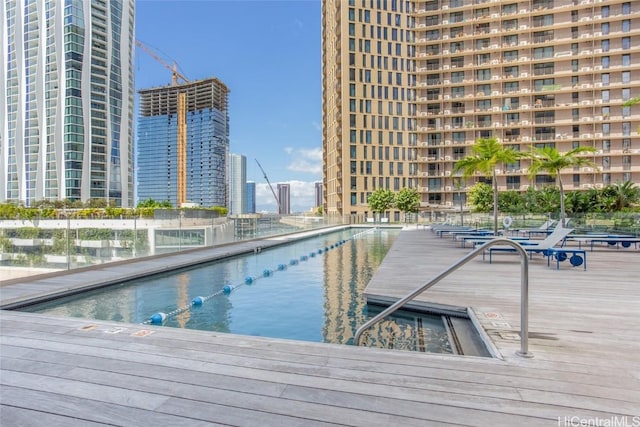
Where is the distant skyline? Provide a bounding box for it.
[135,0,322,212]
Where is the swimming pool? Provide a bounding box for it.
[22,228,487,355]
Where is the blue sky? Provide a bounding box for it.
[135,0,322,212]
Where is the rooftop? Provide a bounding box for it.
[1,226,638,424]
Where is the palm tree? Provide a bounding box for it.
[603,181,640,211]
[527,146,597,226]
[453,137,525,235]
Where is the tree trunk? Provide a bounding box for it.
[493,171,499,235]
[459,192,464,227]
[558,176,565,227]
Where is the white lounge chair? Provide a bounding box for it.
[484,225,575,264]
[514,219,556,237]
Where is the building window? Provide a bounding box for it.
[503,34,518,46]
[451,71,464,83]
[502,4,517,14]
[503,50,518,62]
[503,19,517,31]
[477,84,491,96]
[534,62,554,75]
[477,99,491,111]
[622,20,630,32]
[476,53,490,65]
[450,11,463,23]
[533,78,555,91]
[506,176,520,190]
[476,69,491,81]
[504,66,519,78]
[533,30,553,43]
[622,37,630,50]
[451,86,465,98]
[532,14,553,27]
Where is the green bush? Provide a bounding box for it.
[17,227,41,239]
[51,229,68,254]
[77,228,112,240]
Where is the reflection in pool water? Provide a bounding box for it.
[24,228,453,353]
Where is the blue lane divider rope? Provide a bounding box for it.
[143,229,376,325]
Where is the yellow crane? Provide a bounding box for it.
[136,40,189,206]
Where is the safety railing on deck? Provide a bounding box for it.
[354,238,533,358]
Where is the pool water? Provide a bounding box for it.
[22,228,472,355]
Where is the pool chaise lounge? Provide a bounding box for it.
[460,235,531,248]
[588,237,640,251]
[512,219,556,238]
[565,234,636,250]
[483,226,587,270]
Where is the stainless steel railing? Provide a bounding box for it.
[354,238,533,358]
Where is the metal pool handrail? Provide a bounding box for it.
[354,238,533,358]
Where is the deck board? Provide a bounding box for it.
[1,226,639,425]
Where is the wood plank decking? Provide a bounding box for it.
[1,227,639,426]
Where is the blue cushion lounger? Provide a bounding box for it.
[589,237,640,251]
[483,226,575,265]
[545,247,587,270]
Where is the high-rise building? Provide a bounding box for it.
[228,153,247,214]
[246,181,256,213]
[1,0,136,206]
[277,183,291,214]
[315,181,323,208]
[137,78,229,207]
[322,0,639,220]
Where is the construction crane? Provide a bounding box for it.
[135,39,189,85]
[255,159,281,213]
[136,39,189,206]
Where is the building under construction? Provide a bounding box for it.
[137,78,230,207]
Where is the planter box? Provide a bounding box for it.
[75,240,110,248]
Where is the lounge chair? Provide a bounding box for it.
[514,219,556,238]
[484,226,586,269]
[587,237,640,251]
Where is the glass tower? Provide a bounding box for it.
[137,78,230,208]
[0,0,135,206]
[246,181,256,213]
[277,183,291,214]
[228,153,247,214]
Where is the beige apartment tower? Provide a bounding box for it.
[322,0,639,221]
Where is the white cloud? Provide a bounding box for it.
[255,180,320,213]
[286,147,322,175]
[311,121,322,131]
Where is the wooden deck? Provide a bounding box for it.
[1,227,639,426]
